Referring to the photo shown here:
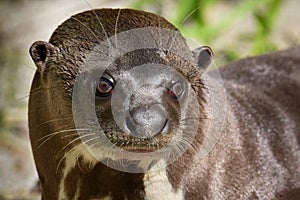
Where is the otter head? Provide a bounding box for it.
[29,8,213,198]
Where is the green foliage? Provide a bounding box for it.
[131,0,161,9]
[0,109,6,131]
[0,45,20,131]
[0,47,19,103]
[252,0,282,54]
[131,0,283,63]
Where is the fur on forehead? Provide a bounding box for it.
[30,8,213,80]
[49,8,178,48]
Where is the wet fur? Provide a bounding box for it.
[28,8,300,199]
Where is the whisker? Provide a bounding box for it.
[179,7,202,28]
[37,117,74,128]
[18,94,31,101]
[114,9,121,49]
[36,128,86,142]
[60,132,79,139]
[149,30,160,50]
[18,86,44,100]
[69,17,112,58]
[56,145,80,174]
[57,132,97,156]
[36,128,90,149]
[157,15,163,50]
[30,82,61,93]
[84,1,114,50]
[85,138,111,156]
[71,17,101,44]
[25,80,64,100]
[83,135,100,146]
[168,7,201,53]
[21,63,36,71]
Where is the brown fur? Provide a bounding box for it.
[29,8,300,199]
[175,48,300,199]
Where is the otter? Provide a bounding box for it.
[29,8,300,200]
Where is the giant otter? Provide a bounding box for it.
[29,8,300,200]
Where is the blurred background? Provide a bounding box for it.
[0,0,299,199]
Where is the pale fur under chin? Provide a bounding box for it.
[143,160,184,200]
[59,143,184,200]
[58,144,97,200]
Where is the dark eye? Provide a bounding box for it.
[96,75,114,98]
[167,82,183,100]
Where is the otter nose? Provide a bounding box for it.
[126,104,167,138]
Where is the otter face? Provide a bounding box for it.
[69,32,213,171]
[93,53,194,152]
[29,9,213,173]
[71,47,212,172]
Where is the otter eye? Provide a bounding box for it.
[167,82,183,100]
[96,75,114,98]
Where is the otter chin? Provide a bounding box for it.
[29,8,300,200]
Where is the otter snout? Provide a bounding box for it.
[125,104,167,138]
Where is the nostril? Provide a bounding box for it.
[125,116,138,134]
[125,104,167,138]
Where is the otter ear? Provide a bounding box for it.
[29,41,56,72]
[192,46,214,71]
